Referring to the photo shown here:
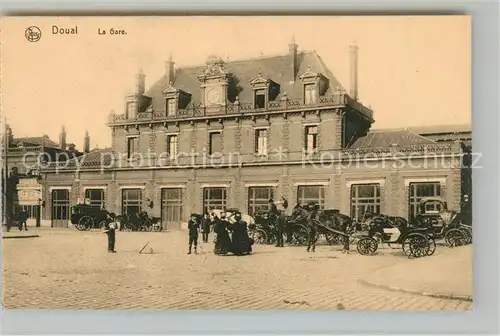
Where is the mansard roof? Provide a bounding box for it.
[12,136,59,148]
[144,51,343,111]
[349,129,437,149]
[406,124,471,135]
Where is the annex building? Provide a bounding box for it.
[3,125,87,227]
[40,40,472,229]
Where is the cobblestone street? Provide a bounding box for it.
[2,229,472,310]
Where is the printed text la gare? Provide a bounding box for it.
[97,28,127,35]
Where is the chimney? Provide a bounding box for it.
[288,36,298,80]
[5,124,13,148]
[135,69,146,96]
[59,125,67,150]
[67,143,76,152]
[83,130,90,153]
[349,43,359,101]
[165,53,175,86]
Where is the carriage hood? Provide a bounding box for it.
[439,210,458,225]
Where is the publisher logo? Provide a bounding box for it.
[25,26,41,42]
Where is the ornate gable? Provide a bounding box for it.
[162,85,178,95]
[298,67,328,83]
[299,66,329,96]
[197,56,232,83]
[249,73,271,87]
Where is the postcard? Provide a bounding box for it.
[1,16,472,310]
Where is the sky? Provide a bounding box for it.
[2,16,470,150]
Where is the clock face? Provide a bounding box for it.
[206,87,222,105]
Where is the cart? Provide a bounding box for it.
[70,204,109,231]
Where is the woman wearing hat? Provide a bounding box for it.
[230,212,253,256]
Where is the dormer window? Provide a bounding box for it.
[249,73,280,110]
[299,68,329,104]
[166,98,177,117]
[163,85,191,116]
[304,84,317,104]
[254,89,266,109]
[126,101,137,119]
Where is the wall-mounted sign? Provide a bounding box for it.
[18,189,41,205]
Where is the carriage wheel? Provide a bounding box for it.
[402,233,429,258]
[123,223,134,232]
[292,225,308,245]
[74,221,86,231]
[444,229,466,247]
[356,237,378,255]
[426,236,436,256]
[372,233,384,248]
[459,227,472,244]
[324,232,340,245]
[252,229,267,244]
[78,216,94,231]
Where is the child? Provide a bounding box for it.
[103,213,117,253]
[188,214,200,254]
[200,213,211,243]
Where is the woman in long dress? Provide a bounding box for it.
[230,212,252,256]
[213,214,231,255]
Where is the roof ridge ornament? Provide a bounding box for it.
[198,56,231,83]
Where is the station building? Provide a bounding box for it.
[39,40,472,229]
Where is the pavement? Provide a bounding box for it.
[360,244,473,301]
[2,228,473,310]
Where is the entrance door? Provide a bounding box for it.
[161,188,183,230]
[51,189,70,228]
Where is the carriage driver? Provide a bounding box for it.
[268,199,280,224]
[271,198,286,248]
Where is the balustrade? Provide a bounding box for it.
[107,93,372,125]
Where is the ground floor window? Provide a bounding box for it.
[203,187,227,214]
[85,189,106,209]
[297,185,325,209]
[121,189,142,216]
[350,184,381,221]
[248,186,274,217]
[161,188,183,229]
[408,182,442,220]
[20,204,39,219]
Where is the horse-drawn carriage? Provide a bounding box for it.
[412,197,472,247]
[250,209,311,245]
[116,211,162,232]
[355,213,436,258]
[71,204,110,231]
[317,209,355,245]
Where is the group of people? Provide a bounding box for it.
[187,211,253,256]
[101,196,350,255]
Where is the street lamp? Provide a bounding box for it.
[36,198,42,228]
